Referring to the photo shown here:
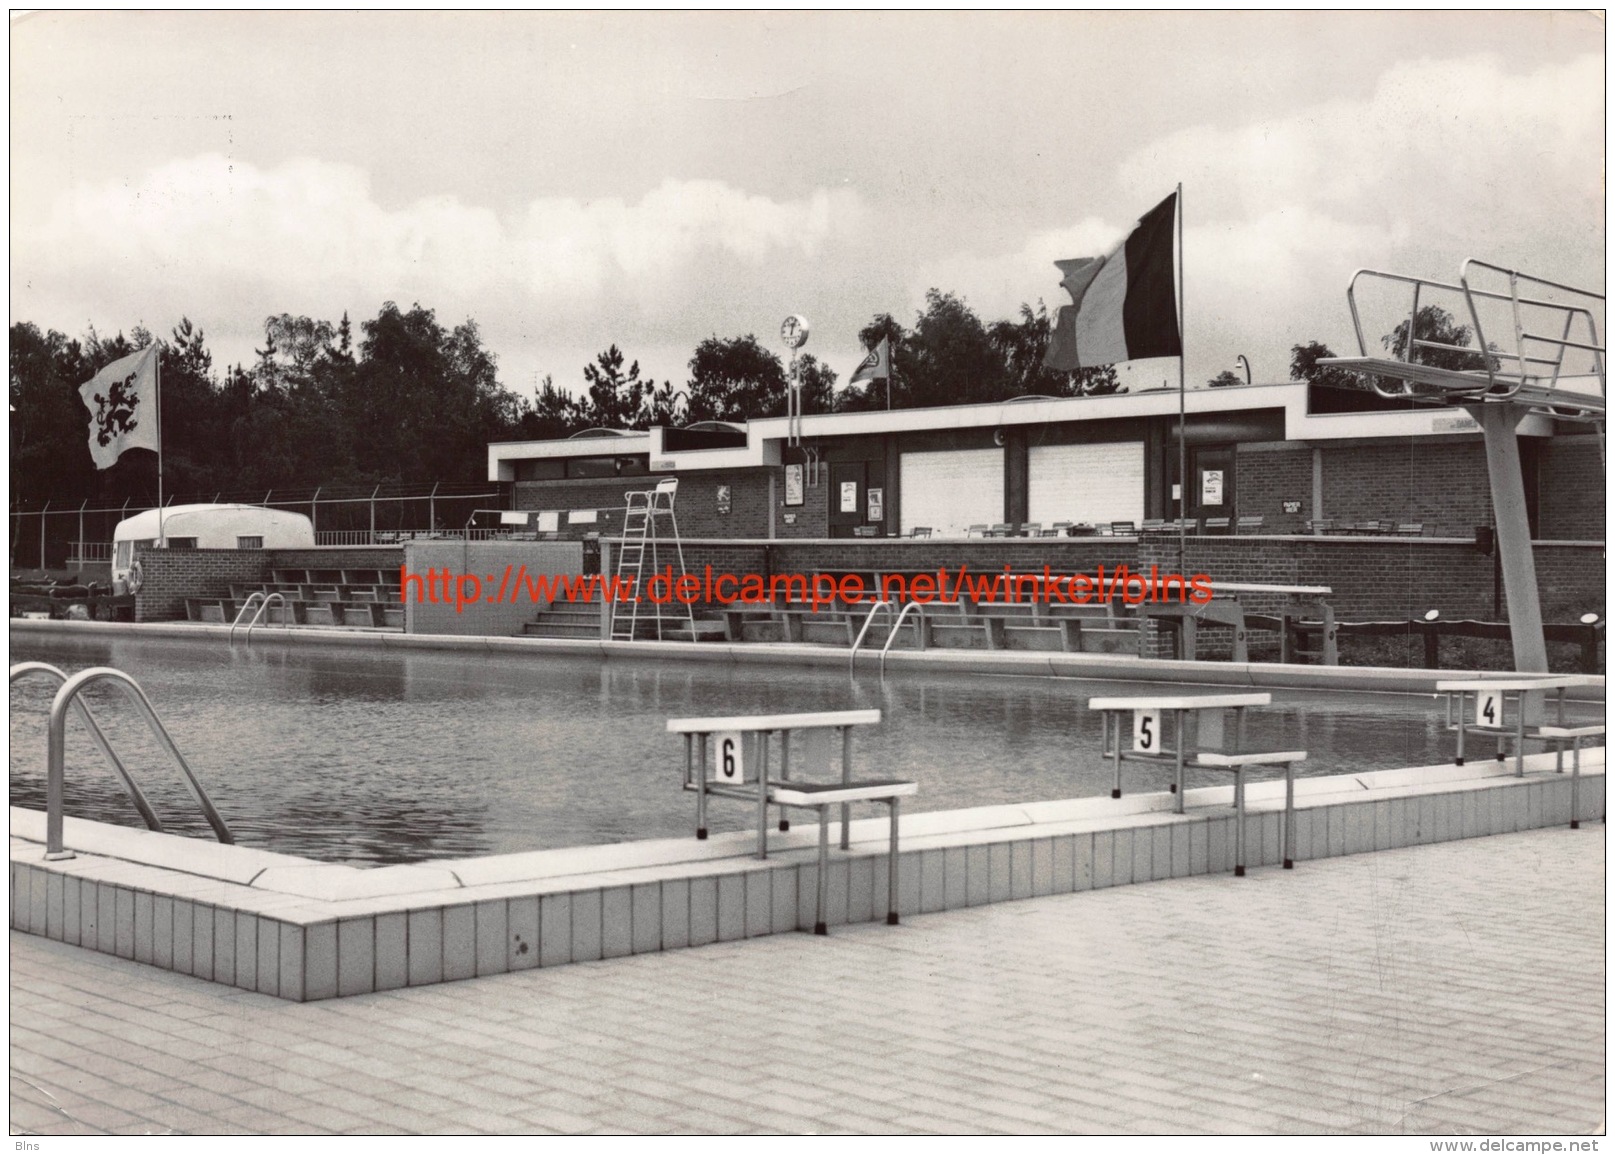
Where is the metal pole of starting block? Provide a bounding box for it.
[840,726,852,850]
[1233,766,1247,877]
[757,732,771,859]
[815,805,829,935]
[887,798,901,925]
[696,733,708,839]
[779,730,791,831]
[1110,713,1123,799]
[1284,763,1296,869]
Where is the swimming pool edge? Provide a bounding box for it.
[11,618,1605,699]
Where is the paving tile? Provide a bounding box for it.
[8,825,1604,1137]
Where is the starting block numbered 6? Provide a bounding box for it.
[710,730,748,785]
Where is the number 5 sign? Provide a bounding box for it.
[711,731,746,785]
[1475,691,1502,729]
[1133,709,1160,753]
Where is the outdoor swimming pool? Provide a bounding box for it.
[12,634,1601,865]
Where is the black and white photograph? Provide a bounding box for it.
[7,10,1606,1140]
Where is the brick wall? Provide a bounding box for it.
[133,549,268,621]
[132,546,405,621]
[403,540,583,636]
[266,547,404,571]
[1234,443,1312,533]
[1537,436,1604,540]
[513,470,779,539]
[1320,439,1493,537]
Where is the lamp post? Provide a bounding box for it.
[1236,354,1252,384]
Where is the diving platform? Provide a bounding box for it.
[1316,258,1605,677]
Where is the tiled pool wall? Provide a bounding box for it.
[10,757,1604,1002]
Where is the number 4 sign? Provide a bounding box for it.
[1475,691,1502,729]
[712,731,746,785]
[1133,709,1160,753]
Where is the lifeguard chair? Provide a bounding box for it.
[609,478,697,642]
[1318,259,1604,672]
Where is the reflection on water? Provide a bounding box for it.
[10,634,1598,865]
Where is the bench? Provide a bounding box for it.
[1196,750,1307,874]
[1534,725,1605,829]
[1144,582,1336,665]
[667,710,914,934]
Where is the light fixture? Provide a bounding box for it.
[1580,612,1600,625]
[1423,609,1441,621]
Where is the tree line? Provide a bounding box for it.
[12,286,1473,510]
[10,291,1120,509]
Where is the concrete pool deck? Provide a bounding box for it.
[9,825,1604,1134]
[10,748,1604,1003]
[13,617,1607,698]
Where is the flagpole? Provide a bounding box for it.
[156,345,165,546]
[1176,182,1186,571]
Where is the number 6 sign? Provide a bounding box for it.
[712,731,746,785]
[1133,709,1160,753]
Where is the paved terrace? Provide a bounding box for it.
[9,826,1603,1135]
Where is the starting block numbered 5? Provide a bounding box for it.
[1132,708,1160,753]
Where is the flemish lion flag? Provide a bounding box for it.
[78,346,160,469]
[1045,192,1181,370]
[850,336,890,384]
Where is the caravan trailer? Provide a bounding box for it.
[111,504,315,594]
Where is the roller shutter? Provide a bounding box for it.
[899,448,1004,536]
[1028,442,1144,526]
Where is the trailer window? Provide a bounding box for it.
[166,537,198,550]
[115,542,132,570]
[236,536,264,550]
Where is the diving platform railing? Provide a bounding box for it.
[10,663,234,858]
[1320,259,1604,424]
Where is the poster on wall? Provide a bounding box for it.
[840,481,858,513]
[867,487,884,521]
[716,485,731,515]
[1201,470,1224,505]
[784,463,804,506]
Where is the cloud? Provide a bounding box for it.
[907,53,1602,381]
[15,155,866,329]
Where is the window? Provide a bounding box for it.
[166,537,198,550]
[236,536,264,550]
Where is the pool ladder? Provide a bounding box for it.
[230,591,289,644]
[849,600,925,676]
[10,663,234,859]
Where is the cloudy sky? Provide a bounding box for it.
[11,11,1604,403]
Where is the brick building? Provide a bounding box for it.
[488,382,1604,543]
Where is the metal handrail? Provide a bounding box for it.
[849,599,894,671]
[228,591,288,644]
[1343,265,1604,403]
[43,667,234,858]
[10,663,163,833]
[228,591,266,641]
[244,592,288,644]
[878,602,925,677]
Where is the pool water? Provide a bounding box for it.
[10,635,1599,865]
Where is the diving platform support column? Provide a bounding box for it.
[1466,402,1548,675]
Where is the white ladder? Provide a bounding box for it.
[610,478,697,641]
